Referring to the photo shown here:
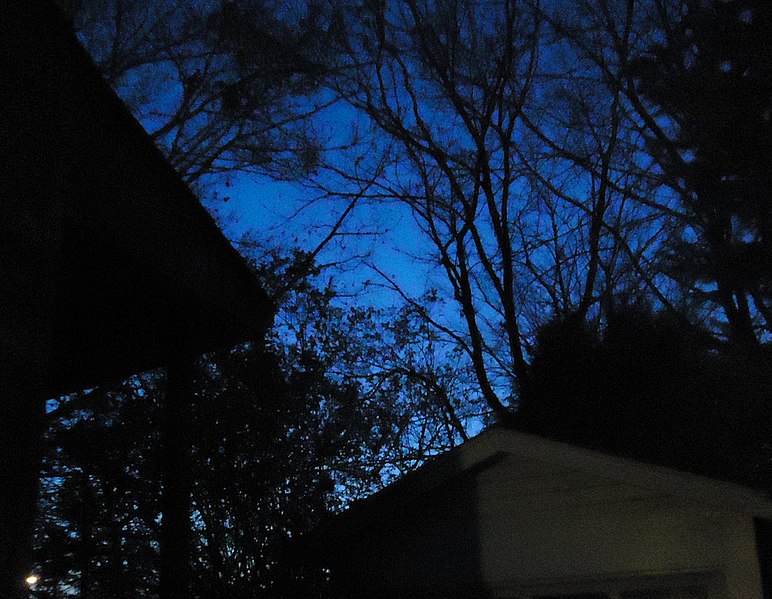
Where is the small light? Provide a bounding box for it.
[25,574,39,586]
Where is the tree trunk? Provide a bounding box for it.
[79,473,94,599]
[159,358,195,599]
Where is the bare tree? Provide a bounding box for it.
[313,0,671,418]
[63,0,767,426]
[543,0,771,346]
[61,0,345,188]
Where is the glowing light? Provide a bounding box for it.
[25,574,39,586]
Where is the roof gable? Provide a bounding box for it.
[337,428,772,530]
[2,1,273,396]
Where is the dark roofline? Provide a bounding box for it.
[50,1,273,318]
[3,1,277,396]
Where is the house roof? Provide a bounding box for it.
[2,1,273,397]
[308,427,772,552]
[303,427,772,599]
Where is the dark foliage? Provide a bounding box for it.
[519,303,772,491]
[36,380,163,598]
[630,0,772,344]
[34,342,382,598]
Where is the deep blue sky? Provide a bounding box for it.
[203,153,444,306]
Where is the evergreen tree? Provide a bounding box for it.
[519,303,772,491]
[631,0,772,344]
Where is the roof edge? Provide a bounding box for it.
[332,427,772,530]
[482,428,772,516]
[47,0,274,319]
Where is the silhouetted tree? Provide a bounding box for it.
[35,350,379,597]
[33,252,470,597]
[59,0,771,424]
[629,0,772,346]
[519,302,772,490]
[318,0,665,421]
[58,0,346,187]
[36,378,163,598]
